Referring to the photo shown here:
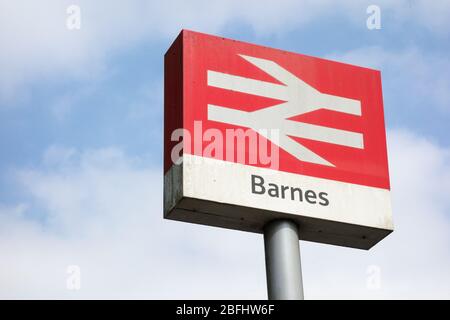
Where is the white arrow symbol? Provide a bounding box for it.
[207,54,364,167]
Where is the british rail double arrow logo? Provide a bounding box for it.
[207,54,364,167]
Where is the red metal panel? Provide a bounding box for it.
[164,32,183,174]
[165,29,390,190]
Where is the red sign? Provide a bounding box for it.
[164,30,393,249]
[165,30,389,190]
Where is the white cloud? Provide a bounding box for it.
[0,0,313,103]
[1,146,267,299]
[302,128,450,299]
[0,127,449,299]
[1,0,449,104]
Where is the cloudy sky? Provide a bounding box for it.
[0,0,449,299]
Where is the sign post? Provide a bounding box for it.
[164,29,393,299]
[264,220,303,300]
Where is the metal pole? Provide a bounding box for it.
[264,219,304,300]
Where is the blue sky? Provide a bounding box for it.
[0,0,449,298]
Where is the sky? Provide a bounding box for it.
[0,0,449,299]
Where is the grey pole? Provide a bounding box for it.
[263,219,304,300]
